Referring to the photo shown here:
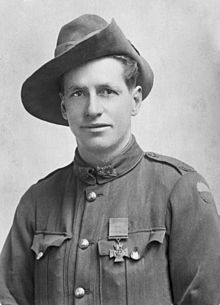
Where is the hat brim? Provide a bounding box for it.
[21,19,154,125]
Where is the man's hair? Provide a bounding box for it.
[59,55,139,94]
[111,55,139,90]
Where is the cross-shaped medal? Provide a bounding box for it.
[109,241,129,262]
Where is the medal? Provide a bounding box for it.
[109,239,129,262]
[109,218,129,263]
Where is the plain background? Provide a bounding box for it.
[0,0,220,250]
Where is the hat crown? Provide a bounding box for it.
[57,14,108,47]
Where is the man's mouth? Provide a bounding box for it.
[82,123,110,128]
[81,123,111,130]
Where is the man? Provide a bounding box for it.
[0,14,220,305]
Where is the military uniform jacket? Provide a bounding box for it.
[0,136,220,305]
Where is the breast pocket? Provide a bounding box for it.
[98,229,171,305]
[31,231,72,305]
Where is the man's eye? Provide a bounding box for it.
[70,90,84,97]
[99,88,116,96]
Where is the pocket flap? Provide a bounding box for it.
[31,232,72,258]
[98,229,166,259]
[148,230,166,244]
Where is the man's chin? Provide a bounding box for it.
[79,136,117,154]
[85,140,112,153]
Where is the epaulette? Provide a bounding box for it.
[37,162,73,183]
[145,152,195,175]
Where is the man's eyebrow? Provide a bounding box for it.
[67,83,123,92]
[66,84,86,91]
[96,83,122,91]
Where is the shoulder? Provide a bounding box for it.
[144,151,215,205]
[30,162,73,197]
[13,163,74,229]
[144,153,219,236]
[169,169,215,206]
[139,151,197,198]
[144,151,195,176]
[37,162,73,184]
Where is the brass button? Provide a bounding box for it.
[75,287,85,298]
[36,251,44,260]
[86,191,97,202]
[79,238,90,249]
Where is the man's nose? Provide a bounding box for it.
[85,93,104,118]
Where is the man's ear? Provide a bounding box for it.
[131,86,142,116]
[59,93,68,120]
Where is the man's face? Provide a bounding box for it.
[60,57,142,158]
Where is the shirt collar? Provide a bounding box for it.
[73,135,144,185]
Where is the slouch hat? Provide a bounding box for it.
[21,14,154,125]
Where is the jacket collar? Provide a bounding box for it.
[73,135,144,185]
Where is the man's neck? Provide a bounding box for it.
[77,136,133,167]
